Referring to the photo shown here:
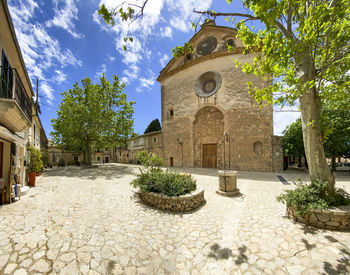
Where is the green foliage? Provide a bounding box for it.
[132,151,196,196]
[51,74,135,165]
[41,150,49,167]
[131,169,197,197]
[282,118,304,157]
[171,42,194,58]
[321,103,350,159]
[277,179,350,217]
[137,151,163,174]
[28,146,43,172]
[144,119,161,134]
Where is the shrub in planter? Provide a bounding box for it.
[277,179,350,217]
[131,151,197,197]
[131,169,196,196]
[28,146,44,173]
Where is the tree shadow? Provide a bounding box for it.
[302,238,316,250]
[106,260,117,274]
[42,165,137,181]
[322,235,350,274]
[208,243,233,260]
[323,248,350,274]
[206,243,248,264]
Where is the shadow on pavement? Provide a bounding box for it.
[206,243,248,264]
[42,165,137,180]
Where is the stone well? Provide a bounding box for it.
[216,170,240,197]
[287,205,350,231]
[139,188,205,212]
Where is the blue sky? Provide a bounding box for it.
[8,0,300,137]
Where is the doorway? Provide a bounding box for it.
[202,144,217,168]
[170,157,173,167]
[105,156,109,163]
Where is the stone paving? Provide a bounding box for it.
[0,164,349,275]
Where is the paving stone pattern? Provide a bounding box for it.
[0,164,349,274]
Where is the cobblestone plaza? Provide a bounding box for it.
[0,164,349,274]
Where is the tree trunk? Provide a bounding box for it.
[331,154,336,172]
[299,89,335,193]
[86,142,92,166]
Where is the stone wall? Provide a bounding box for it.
[139,189,205,212]
[160,51,275,171]
[287,206,350,231]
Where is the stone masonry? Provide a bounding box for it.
[157,21,282,171]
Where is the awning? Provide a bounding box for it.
[0,126,25,145]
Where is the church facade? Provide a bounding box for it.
[118,21,282,172]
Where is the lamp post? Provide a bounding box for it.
[176,138,183,167]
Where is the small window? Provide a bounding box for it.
[97,156,101,161]
[74,156,78,162]
[184,53,192,63]
[169,109,174,117]
[105,148,108,151]
[127,154,129,157]
[153,137,157,143]
[120,152,121,157]
[227,39,235,47]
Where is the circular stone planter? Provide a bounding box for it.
[139,188,205,212]
[287,205,350,231]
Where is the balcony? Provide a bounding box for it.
[0,66,32,132]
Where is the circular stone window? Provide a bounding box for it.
[196,36,218,55]
[195,71,222,97]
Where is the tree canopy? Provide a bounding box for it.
[144,119,161,134]
[100,0,350,192]
[51,75,135,165]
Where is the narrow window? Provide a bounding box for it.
[226,39,235,47]
[169,109,174,117]
[153,137,157,143]
[185,53,192,62]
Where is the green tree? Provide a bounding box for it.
[144,119,161,134]
[51,75,135,165]
[100,0,350,193]
[282,118,305,167]
[322,104,350,171]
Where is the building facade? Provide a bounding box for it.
[117,22,282,172]
[0,0,36,202]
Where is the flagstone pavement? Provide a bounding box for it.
[0,164,349,275]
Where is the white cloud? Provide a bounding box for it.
[95,64,107,80]
[159,54,170,68]
[160,26,172,38]
[46,0,84,39]
[53,70,67,84]
[137,69,156,92]
[8,0,82,104]
[107,54,116,62]
[121,65,140,85]
[40,82,54,105]
[273,105,300,135]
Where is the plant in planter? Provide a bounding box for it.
[131,151,197,197]
[28,146,43,186]
[277,179,350,217]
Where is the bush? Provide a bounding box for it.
[277,179,350,217]
[131,151,196,196]
[28,146,44,172]
[131,169,197,196]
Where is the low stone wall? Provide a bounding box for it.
[287,205,350,231]
[139,189,205,212]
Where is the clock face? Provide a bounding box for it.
[196,36,218,55]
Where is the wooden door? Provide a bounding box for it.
[170,157,174,167]
[202,144,217,168]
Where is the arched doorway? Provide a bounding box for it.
[193,106,224,168]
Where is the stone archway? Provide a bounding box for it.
[193,106,224,168]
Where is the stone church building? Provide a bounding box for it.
[117,21,283,172]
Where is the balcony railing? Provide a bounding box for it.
[0,66,32,121]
